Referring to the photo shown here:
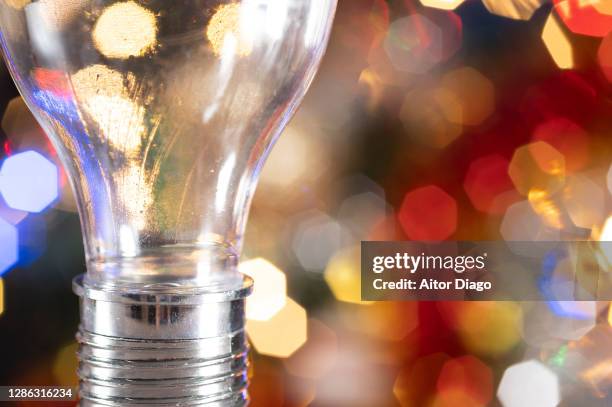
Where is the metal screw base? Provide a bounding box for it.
[73,275,253,406]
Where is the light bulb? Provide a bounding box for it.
[0,0,336,405]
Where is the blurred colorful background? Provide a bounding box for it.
[1,0,612,405]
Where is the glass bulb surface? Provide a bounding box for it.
[0,0,336,291]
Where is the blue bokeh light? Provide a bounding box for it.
[0,151,58,213]
[16,215,47,267]
[0,217,18,276]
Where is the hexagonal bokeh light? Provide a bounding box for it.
[0,151,58,212]
[482,0,546,20]
[247,297,307,358]
[497,360,560,407]
[239,258,287,322]
[508,141,566,196]
[0,217,18,276]
[398,185,457,241]
[463,154,518,215]
[420,0,465,11]
[554,0,612,38]
[542,12,574,69]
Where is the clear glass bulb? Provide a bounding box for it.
[0,0,336,291]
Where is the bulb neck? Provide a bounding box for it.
[73,274,253,406]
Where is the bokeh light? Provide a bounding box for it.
[437,67,495,126]
[420,0,465,11]
[324,246,368,305]
[52,341,78,387]
[508,141,566,196]
[441,301,523,357]
[394,353,451,407]
[554,0,612,37]
[463,154,518,214]
[292,210,351,272]
[0,217,18,276]
[435,355,493,407]
[207,3,253,57]
[398,185,457,241]
[542,12,574,70]
[283,319,338,379]
[532,117,589,172]
[239,257,287,321]
[383,12,460,74]
[247,297,307,358]
[93,1,158,59]
[497,360,560,407]
[0,151,58,213]
[598,31,612,83]
[482,0,545,20]
[2,1,612,405]
[500,200,560,241]
[563,174,605,229]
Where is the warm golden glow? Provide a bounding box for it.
[239,258,287,321]
[93,1,158,59]
[482,0,543,20]
[542,13,574,69]
[324,247,372,305]
[247,298,308,358]
[71,65,145,152]
[420,0,465,10]
[206,3,252,57]
[527,188,564,229]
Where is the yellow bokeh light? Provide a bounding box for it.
[206,3,252,57]
[0,278,4,316]
[52,342,78,386]
[594,0,612,16]
[527,188,564,229]
[455,302,523,357]
[358,68,385,112]
[324,246,371,305]
[93,1,157,59]
[608,303,612,326]
[439,67,495,127]
[542,12,574,69]
[247,297,307,358]
[342,301,418,341]
[481,0,543,20]
[420,0,465,11]
[239,257,287,321]
[400,89,463,149]
[508,141,566,196]
[71,65,145,152]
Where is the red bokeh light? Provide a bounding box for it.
[398,185,457,240]
[532,117,589,172]
[554,0,612,38]
[463,154,519,215]
[437,355,494,406]
[597,31,612,82]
